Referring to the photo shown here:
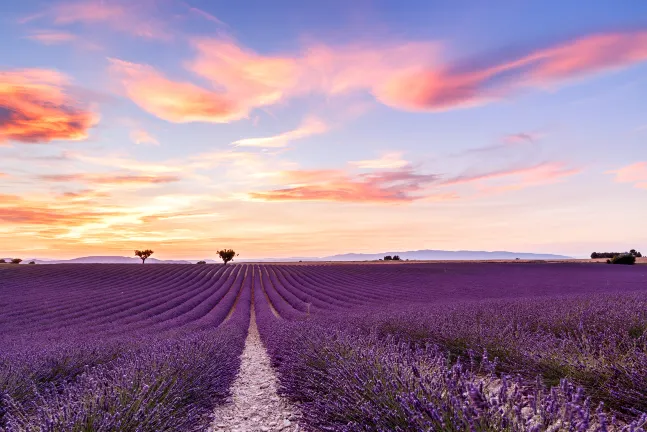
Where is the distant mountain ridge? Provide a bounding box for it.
[319,249,571,261]
[12,250,571,264]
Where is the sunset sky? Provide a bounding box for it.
[1,0,647,260]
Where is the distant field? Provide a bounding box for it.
[2,263,646,431]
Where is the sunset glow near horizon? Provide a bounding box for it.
[1,0,646,260]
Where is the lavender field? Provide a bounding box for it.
[1,262,647,431]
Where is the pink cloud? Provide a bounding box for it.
[50,1,170,40]
[232,116,326,148]
[109,30,647,123]
[0,69,98,143]
[442,161,580,187]
[378,31,647,111]
[109,58,244,123]
[249,167,439,203]
[25,30,77,45]
[606,162,647,189]
[130,128,159,146]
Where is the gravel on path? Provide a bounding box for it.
[210,308,302,432]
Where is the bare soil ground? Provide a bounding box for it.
[210,308,301,432]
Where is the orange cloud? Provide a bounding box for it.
[25,30,77,45]
[249,167,439,203]
[0,194,119,225]
[606,162,647,189]
[0,69,98,143]
[41,173,180,185]
[232,116,326,148]
[109,58,244,123]
[378,31,647,111]
[130,128,159,145]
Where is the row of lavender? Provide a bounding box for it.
[0,264,253,431]
[254,263,647,431]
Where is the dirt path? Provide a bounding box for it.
[210,308,301,432]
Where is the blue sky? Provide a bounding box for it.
[0,0,646,259]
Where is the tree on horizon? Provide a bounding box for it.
[134,250,154,264]
[217,249,238,265]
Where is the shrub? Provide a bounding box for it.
[196,261,207,265]
[392,255,401,261]
[611,254,636,265]
[10,258,22,265]
[384,255,393,261]
[0,259,5,263]
[28,261,35,265]
[607,259,612,264]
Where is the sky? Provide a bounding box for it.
[1,0,646,260]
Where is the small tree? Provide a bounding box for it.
[383,255,393,261]
[591,252,598,259]
[134,249,154,264]
[217,249,237,265]
[196,260,207,265]
[11,258,22,264]
[392,255,401,261]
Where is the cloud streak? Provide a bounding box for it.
[249,166,440,203]
[109,58,244,123]
[607,162,647,189]
[0,69,98,143]
[378,31,647,111]
[232,116,326,148]
[40,173,181,185]
[25,30,77,45]
[130,128,160,146]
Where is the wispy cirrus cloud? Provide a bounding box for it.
[249,165,440,203]
[40,173,181,185]
[350,152,409,169]
[130,128,159,145]
[0,69,98,144]
[232,116,327,148]
[378,31,647,111]
[24,30,77,45]
[114,30,647,123]
[606,162,647,189]
[0,193,121,225]
[442,161,580,187]
[109,58,244,123]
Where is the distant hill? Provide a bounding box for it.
[9,250,571,264]
[321,250,571,261]
[27,256,201,265]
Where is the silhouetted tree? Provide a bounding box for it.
[28,261,35,265]
[134,249,154,264]
[217,249,237,265]
[591,252,599,259]
[392,255,401,261]
[630,249,642,258]
[196,260,207,265]
[11,258,22,264]
[610,254,636,265]
[383,255,393,261]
